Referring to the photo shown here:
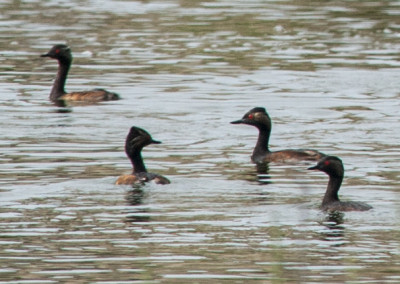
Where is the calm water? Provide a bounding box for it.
[0,0,399,283]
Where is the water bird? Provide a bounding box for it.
[116,126,170,185]
[308,156,372,212]
[41,44,120,103]
[231,107,326,163]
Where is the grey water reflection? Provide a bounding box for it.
[0,0,399,283]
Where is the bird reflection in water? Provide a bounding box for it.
[126,186,145,206]
[52,99,73,113]
[124,186,151,223]
[319,211,346,246]
[256,163,272,184]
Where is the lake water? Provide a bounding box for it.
[0,0,399,283]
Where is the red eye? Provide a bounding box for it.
[248,114,254,119]
[55,49,60,54]
[324,160,330,166]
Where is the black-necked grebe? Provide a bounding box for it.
[41,44,120,103]
[231,107,326,163]
[116,126,170,185]
[308,156,372,212]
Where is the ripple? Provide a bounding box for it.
[0,0,399,283]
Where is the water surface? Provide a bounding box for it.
[0,0,399,283]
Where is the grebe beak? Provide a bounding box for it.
[230,119,245,124]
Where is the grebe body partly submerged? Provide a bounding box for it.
[231,107,325,163]
[41,44,120,103]
[308,156,372,212]
[116,126,170,185]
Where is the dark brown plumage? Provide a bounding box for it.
[116,126,170,185]
[308,156,372,212]
[231,107,326,164]
[41,44,120,103]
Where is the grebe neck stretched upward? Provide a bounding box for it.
[308,156,372,212]
[41,44,120,103]
[231,107,325,163]
[115,126,170,185]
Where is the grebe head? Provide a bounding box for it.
[308,156,344,178]
[41,44,72,63]
[231,107,271,129]
[125,126,161,155]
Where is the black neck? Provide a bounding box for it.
[128,150,147,173]
[252,126,271,159]
[322,174,342,206]
[50,59,70,101]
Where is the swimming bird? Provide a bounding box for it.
[41,44,120,103]
[308,156,372,212]
[116,126,170,185]
[231,107,325,163]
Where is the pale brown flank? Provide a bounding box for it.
[115,175,140,185]
[62,89,119,102]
